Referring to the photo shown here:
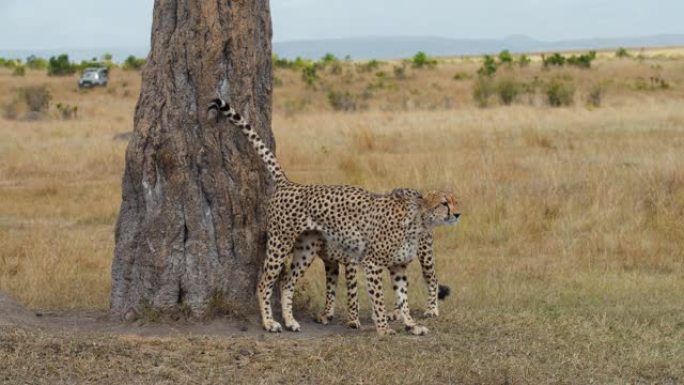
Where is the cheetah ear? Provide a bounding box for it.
[422,191,442,208]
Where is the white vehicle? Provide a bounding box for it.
[78,67,108,88]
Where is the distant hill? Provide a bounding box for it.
[2,34,683,63]
[273,34,684,60]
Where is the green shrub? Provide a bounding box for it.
[473,76,495,107]
[518,54,531,67]
[12,65,26,77]
[498,50,513,65]
[477,55,498,77]
[301,64,319,87]
[545,77,575,107]
[273,54,292,69]
[567,51,596,69]
[615,47,630,58]
[319,53,338,67]
[122,55,146,71]
[542,53,566,68]
[25,55,48,70]
[411,51,437,68]
[496,77,521,105]
[47,54,76,76]
[357,59,381,73]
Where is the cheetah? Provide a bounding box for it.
[209,98,460,335]
[310,231,452,329]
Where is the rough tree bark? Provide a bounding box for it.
[110,0,273,320]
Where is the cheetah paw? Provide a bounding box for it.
[285,320,301,332]
[377,328,397,336]
[314,313,333,325]
[346,319,361,329]
[263,320,282,333]
[423,308,439,318]
[386,309,401,322]
[406,325,429,336]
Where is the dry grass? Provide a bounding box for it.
[1,50,683,383]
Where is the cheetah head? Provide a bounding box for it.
[421,191,461,228]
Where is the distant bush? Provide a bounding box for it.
[0,58,21,68]
[452,71,471,80]
[301,64,319,87]
[411,51,437,69]
[357,59,381,73]
[122,55,146,71]
[498,50,513,65]
[327,90,358,111]
[319,53,338,66]
[25,55,48,70]
[47,54,77,76]
[56,102,78,120]
[393,64,407,79]
[543,51,596,69]
[12,65,26,77]
[587,83,605,108]
[542,53,566,68]
[477,55,498,77]
[473,76,495,107]
[545,77,575,107]
[495,77,521,105]
[615,47,630,58]
[567,51,596,69]
[517,54,531,67]
[2,101,20,120]
[21,85,52,114]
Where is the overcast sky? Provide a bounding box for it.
[0,0,682,49]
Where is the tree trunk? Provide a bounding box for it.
[110,0,273,320]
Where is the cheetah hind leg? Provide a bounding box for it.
[314,260,339,325]
[280,233,319,332]
[344,263,361,329]
[257,236,294,333]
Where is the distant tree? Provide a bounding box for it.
[411,51,437,68]
[542,53,566,68]
[47,54,77,76]
[498,49,513,65]
[477,55,498,77]
[122,55,146,71]
[25,55,48,70]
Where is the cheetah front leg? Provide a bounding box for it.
[418,232,440,318]
[363,261,395,336]
[389,264,428,336]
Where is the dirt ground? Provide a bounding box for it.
[0,291,360,339]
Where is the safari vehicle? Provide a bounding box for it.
[78,67,108,88]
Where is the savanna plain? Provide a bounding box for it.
[0,48,683,384]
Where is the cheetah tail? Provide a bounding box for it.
[208,98,288,185]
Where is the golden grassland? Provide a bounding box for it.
[1,48,683,383]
